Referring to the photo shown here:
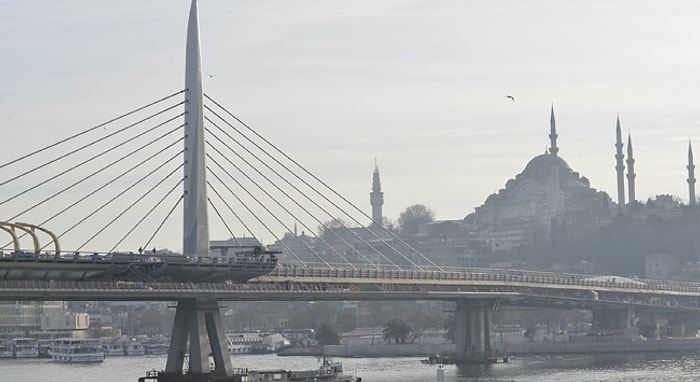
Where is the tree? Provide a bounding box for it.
[398,204,435,236]
[315,323,340,345]
[383,319,412,344]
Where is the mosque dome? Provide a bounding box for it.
[520,153,572,184]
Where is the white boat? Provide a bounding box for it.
[0,341,14,358]
[124,340,145,356]
[12,338,39,358]
[49,338,105,363]
[144,343,168,355]
[103,341,126,356]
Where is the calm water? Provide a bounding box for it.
[3,353,700,382]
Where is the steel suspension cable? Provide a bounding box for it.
[0,101,184,189]
[205,94,441,270]
[0,90,184,171]
[109,177,184,254]
[206,124,386,268]
[142,195,183,251]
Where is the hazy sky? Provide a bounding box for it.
[2,1,700,250]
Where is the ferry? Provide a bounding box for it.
[49,338,105,363]
[125,340,146,356]
[12,338,39,358]
[103,340,126,356]
[144,343,169,355]
[0,341,14,358]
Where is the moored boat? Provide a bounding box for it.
[49,338,105,363]
[0,341,14,358]
[12,338,39,358]
[125,340,146,356]
[144,343,169,355]
[244,358,360,382]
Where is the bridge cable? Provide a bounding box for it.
[205,94,442,271]
[207,197,242,245]
[206,183,256,243]
[1,116,184,209]
[1,139,184,250]
[142,195,183,251]
[71,160,183,251]
[0,101,185,189]
[51,149,183,246]
[109,178,184,254]
[205,123,387,269]
[207,181,308,261]
[205,161,332,267]
[0,90,184,171]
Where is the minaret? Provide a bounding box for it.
[369,160,384,227]
[626,133,636,205]
[614,116,626,211]
[689,141,696,206]
[549,105,558,157]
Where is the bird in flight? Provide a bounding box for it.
[505,95,515,102]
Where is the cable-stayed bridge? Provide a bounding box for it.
[3,1,700,380]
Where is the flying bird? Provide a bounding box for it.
[505,95,515,102]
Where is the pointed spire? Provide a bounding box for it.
[370,159,384,227]
[626,132,636,205]
[689,140,696,206]
[549,105,558,156]
[183,0,209,257]
[614,114,625,211]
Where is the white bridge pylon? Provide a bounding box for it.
[164,0,231,378]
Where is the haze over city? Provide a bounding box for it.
[2,0,700,251]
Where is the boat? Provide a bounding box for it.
[124,340,146,356]
[49,338,105,363]
[244,358,361,382]
[0,341,14,358]
[103,340,126,356]
[12,338,39,358]
[144,343,169,355]
[139,358,360,382]
[37,340,53,358]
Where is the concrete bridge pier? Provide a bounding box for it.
[160,298,233,381]
[454,299,493,360]
[591,306,636,334]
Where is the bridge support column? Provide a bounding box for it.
[165,298,232,377]
[455,300,492,357]
[591,306,636,334]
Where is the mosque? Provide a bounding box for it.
[370,106,697,257]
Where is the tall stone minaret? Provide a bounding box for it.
[626,133,636,205]
[549,105,558,157]
[614,116,626,211]
[688,141,696,206]
[370,160,384,227]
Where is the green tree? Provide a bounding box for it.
[383,319,412,344]
[315,323,340,345]
[398,204,435,236]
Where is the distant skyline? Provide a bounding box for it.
[2,1,700,250]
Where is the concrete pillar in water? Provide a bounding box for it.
[591,307,635,332]
[165,298,233,376]
[455,300,492,355]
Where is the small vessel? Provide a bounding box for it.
[139,358,360,382]
[103,340,126,356]
[37,340,53,358]
[0,341,14,358]
[12,338,39,358]
[244,358,361,382]
[125,340,146,356]
[144,343,169,355]
[49,338,105,363]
